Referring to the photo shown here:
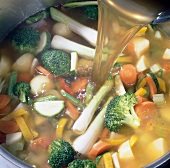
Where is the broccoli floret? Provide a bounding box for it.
[41,49,71,76]
[13,81,31,103]
[105,93,140,132]
[83,5,98,20]
[11,27,40,54]
[68,159,96,168]
[49,139,75,168]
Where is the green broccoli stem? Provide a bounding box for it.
[7,71,18,97]
[19,91,27,103]
[63,1,98,8]
[72,79,114,134]
[122,106,140,129]
[50,7,97,47]
[73,96,113,155]
[60,89,86,109]
[85,83,95,104]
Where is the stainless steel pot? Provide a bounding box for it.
[0,0,170,167]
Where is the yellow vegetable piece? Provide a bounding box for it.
[136,78,146,90]
[136,27,147,36]
[97,156,104,168]
[157,77,166,92]
[0,108,27,121]
[15,116,34,142]
[135,87,147,96]
[129,135,138,147]
[56,118,68,139]
[103,137,128,146]
[103,152,115,168]
[116,56,133,63]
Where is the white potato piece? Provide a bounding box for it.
[136,55,148,72]
[146,138,168,161]
[162,48,170,59]
[52,22,73,38]
[30,75,55,95]
[0,56,12,76]
[12,53,34,73]
[118,140,134,159]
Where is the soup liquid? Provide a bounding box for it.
[92,0,168,85]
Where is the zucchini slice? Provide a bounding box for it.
[34,100,64,117]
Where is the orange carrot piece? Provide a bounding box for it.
[29,136,52,153]
[0,105,11,116]
[136,95,148,104]
[17,72,32,83]
[145,75,157,98]
[123,40,137,56]
[71,77,88,93]
[162,60,170,72]
[0,120,19,134]
[65,100,80,120]
[0,95,11,110]
[88,140,112,159]
[119,64,137,87]
[36,65,54,78]
[100,127,110,140]
[135,101,156,119]
[57,77,75,96]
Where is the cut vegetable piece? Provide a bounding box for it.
[115,74,126,96]
[157,77,166,92]
[51,35,95,59]
[103,152,114,168]
[152,94,165,107]
[146,138,168,161]
[162,48,170,59]
[12,53,34,73]
[15,116,34,142]
[150,63,162,73]
[155,30,162,39]
[56,118,68,139]
[30,75,55,95]
[112,152,120,168]
[36,31,51,54]
[6,132,22,145]
[136,55,148,72]
[136,75,146,90]
[118,140,134,159]
[70,52,78,74]
[124,37,149,58]
[34,101,64,117]
[135,87,146,97]
[147,72,160,92]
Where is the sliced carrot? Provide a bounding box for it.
[136,95,148,104]
[0,95,11,110]
[88,140,112,159]
[145,75,157,98]
[135,101,156,119]
[100,127,110,140]
[29,136,52,153]
[0,104,11,116]
[123,40,136,56]
[57,77,74,96]
[0,120,19,134]
[17,72,32,83]
[119,64,137,87]
[71,77,88,93]
[36,65,54,78]
[162,60,170,72]
[65,100,80,120]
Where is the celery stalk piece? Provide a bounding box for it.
[50,7,97,47]
[73,97,113,155]
[72,79,114,134]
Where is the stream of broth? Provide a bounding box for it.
[92,0,168,85]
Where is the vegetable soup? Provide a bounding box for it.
[0,2,170,168]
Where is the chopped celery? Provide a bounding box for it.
[153,94,165,107]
